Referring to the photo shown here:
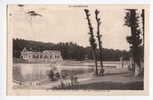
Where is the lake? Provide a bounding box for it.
[13,60,129,85]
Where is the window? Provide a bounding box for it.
[32,55,34,58]
[44,55,48,59]
[36,55,39,58]
[40,55,43,58]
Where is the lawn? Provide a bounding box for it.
[53,81,143,90]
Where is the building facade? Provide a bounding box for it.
[21,48,63,63]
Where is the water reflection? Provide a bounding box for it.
[13,63,93,83]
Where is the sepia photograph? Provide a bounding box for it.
[7,4,149,95]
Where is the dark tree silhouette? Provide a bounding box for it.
[84,9,98,76]
[141,9,145,47]
[27,10,42,17]
[13,39,130,62]
[124,9,143,76]
[26,10,42,26]
[95,9,104,76]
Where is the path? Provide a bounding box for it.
[13,68,143,90]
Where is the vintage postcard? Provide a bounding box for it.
[7,4,149,95]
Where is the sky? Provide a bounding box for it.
[8,5,144,51]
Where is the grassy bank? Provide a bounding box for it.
[53,81,143,90]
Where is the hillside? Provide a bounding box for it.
[13,38,130,61]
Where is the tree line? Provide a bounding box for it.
[124,9,144,76]
[13,38,130,61]
[83,8,144,76]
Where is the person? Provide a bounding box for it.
[48,70,55,81]
[99,69,104,76]
[55,72,60,79]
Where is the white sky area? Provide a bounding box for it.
[8,5,135,51]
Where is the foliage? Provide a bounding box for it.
[13,38,130,61]
[95,9,104,76]
[84,9,98,75]
[124,9,144,75]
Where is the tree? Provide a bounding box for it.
[84,9,98,76]
[95,9,104,76]
[26,10,42,26]
[13,38,130,61]
[141,9,144,46]
[141,9,144,61]
[124,9,143,76]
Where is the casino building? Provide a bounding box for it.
[20,48,63,63]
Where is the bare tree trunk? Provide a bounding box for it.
[84,9,98,76]
[95,10,104,76]
[92,50,98,75]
